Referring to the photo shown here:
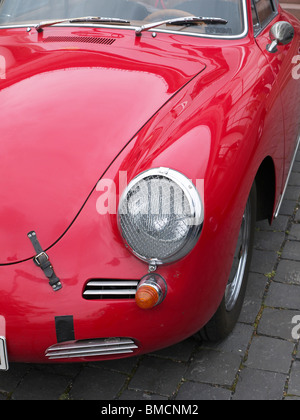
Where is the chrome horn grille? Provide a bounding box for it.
[83,280,139,300]
[45,338,138,360]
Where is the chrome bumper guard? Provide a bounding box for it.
[0,337,9,371]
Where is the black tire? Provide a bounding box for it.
[196,182,257,342]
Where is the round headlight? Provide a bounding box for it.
[118,168,204,265]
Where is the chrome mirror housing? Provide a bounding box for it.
[266,21,294,53]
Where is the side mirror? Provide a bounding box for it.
[266,21,294,53]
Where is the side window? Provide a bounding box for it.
[253,0,275,25]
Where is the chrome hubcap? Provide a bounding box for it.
[225,200,251,312]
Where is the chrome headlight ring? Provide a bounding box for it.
[118,168,204,266]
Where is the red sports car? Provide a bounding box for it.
[0,0,299,370]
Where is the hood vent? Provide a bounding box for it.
[43,36,116,45]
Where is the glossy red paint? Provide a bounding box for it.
[0,1,299,364]
[0,28,206,264]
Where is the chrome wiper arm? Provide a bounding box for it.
[135,16,227,36]
[35,16,130,32]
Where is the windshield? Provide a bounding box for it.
[0,0,246,37]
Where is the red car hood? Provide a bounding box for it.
[0,27,206,264]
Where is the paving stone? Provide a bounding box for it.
[250,249,278,274]
[151,338,197,362]
[185,349,242,387]
[33,362,82,377]
[119,389,167,400]
[245,336,294,374]
[282,241,300,261]
[70,367,127,400]
[11,369,70,400]
[91,356,139,375]
[265,282,300,310]
[128,356,186,397]
[0,364,30,393]
[279,200,297,216]
[287,361,300,396]
[289,173,300,187]
[295,343,300,359]
[256,216,289,232]
[233,368,286,400]
[176,381,231,400]
[239,273,267,324]
[0,392,8,400]
[289,224,300,241]
[257,308,299,341]
[275,259,300,285]
[254,231,285,252]
[285,185,300,200]
[201,323,253,356]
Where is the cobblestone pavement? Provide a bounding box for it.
[0,150,299,401]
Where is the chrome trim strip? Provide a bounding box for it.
[47,349,134,360]
[147,0,249,40]
[84,289,137,296]
[48,338,135,351]
[0,337,9,371]
[275,133,300,218]
[0,0,248,40]
[86,280,138,287]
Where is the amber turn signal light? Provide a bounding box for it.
[135,274,167,310]
[136,285,159,309]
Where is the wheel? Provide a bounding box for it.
[196,182,257,342]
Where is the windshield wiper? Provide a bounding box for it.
[135,16,228,36]
[35,16,130,32]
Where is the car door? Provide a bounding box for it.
[253,0,300,202]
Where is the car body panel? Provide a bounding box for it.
[0,27,206,264]
[0,0,299,364]
[255,9,300,195]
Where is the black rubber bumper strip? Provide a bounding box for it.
[55,316,75,343]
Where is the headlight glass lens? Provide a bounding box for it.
[118,168,204,265]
